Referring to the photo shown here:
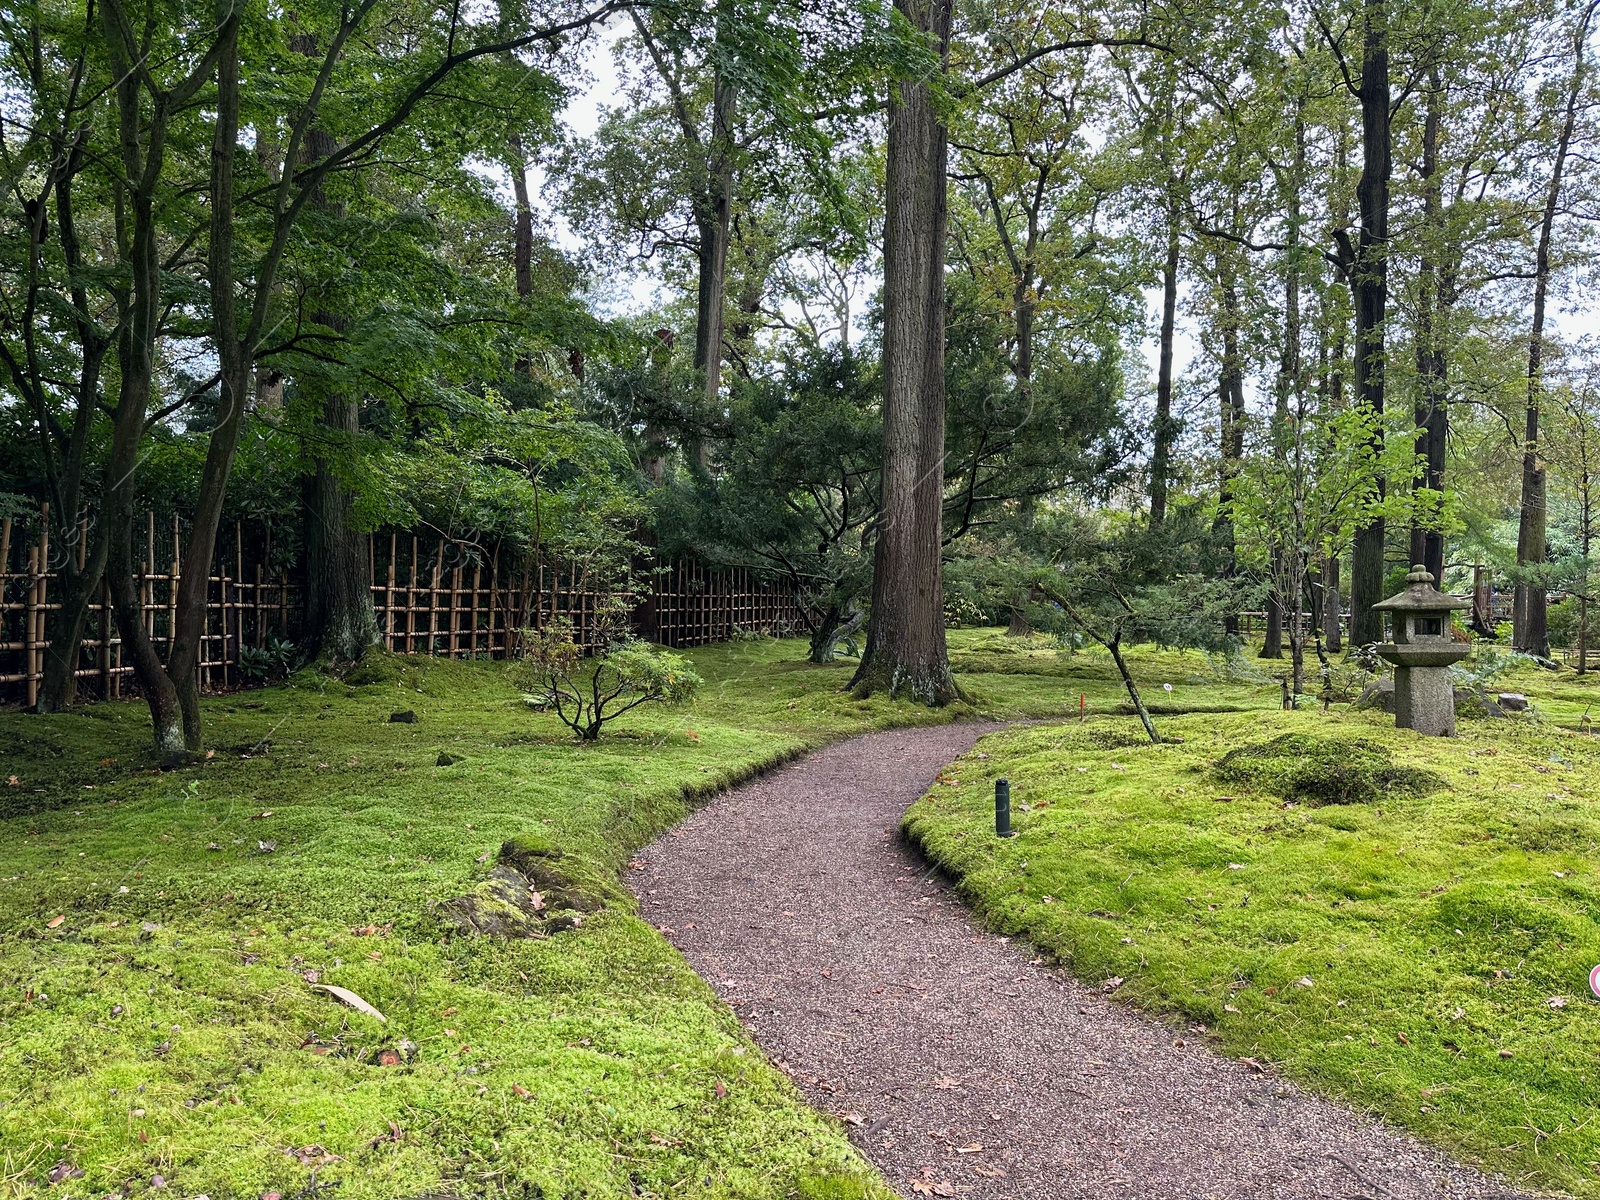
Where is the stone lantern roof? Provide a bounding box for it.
[1372,565,1470,614]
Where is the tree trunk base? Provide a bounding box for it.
[847,653,964,706]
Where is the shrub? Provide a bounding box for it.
[1213,733,1446,806]
[236,633,298,684]
[516,620,702,741]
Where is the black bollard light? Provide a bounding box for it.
[995,778,1014,838]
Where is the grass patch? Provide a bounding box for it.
[904,707,1600,1196]
[0,632,1090,1200]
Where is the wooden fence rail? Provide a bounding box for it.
[0,510,806,707]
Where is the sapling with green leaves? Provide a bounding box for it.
[517,620,702,741]
[1233,402,1424,704]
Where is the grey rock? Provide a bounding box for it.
[1353,677,1395,714]
[1454,686,1506,718]
[389,710,418,724]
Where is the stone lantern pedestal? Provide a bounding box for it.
[1373,566,1471,737]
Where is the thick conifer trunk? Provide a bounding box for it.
[1514,3,1591,657]
[1214,254,1245,638]
[1409,75,1447,585]
[1346,0,1391,648]
[1150,200,1180,529]
[849,0,958,705]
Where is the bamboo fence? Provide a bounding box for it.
[0,509,806,706]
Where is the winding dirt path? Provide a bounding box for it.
[632,724,1531,1200]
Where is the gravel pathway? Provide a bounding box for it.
[632,724,1536,1200]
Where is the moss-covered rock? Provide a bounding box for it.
[1212,733,1446,805]
[499,833,629,912]
[438,836,629,937]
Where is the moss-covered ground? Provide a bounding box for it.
[0,633,1101,1200]
[11,627,1596,1198]
[906,641,1600,1197]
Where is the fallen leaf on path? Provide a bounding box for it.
[311,983,386,1023]
[837,1111,864,1126]
[1240,1057,1266,1073]
[250,810,274,819]
[932,1077,961,1090]
[1396,1032,1410,1045]
[354,924,377,936]
[1101,977,1124,992]
[954,1144,984,1154]
[910,1181,955,1197]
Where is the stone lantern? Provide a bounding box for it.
[1373,565,1471,737]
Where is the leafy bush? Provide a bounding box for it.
[942,592,989,629]
[1213,733,1446,806]
[236,633,298,683]
[1452,644,1541,689]
[516,620,702,741]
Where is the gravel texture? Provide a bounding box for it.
[632,724,1536,1200]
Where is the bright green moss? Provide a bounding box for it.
[0,633,1091,1200]
[905,706,1600,1197]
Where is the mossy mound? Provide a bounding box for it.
[1212,733,1446,806]
[438,835,629,937]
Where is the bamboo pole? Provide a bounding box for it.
[24,545,39,708]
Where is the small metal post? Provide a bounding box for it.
[995,778,1014,838]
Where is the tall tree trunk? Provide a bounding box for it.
[688,67,736,474]
[849,0,958,705]
[295,187,376,664]
[1322,322,1346,654]
[303,378,378,663]
[32,139,114,711]
[508,131,536,380]
[1409,71,1447,585]
[1277,115,1305,679]
[1214,250,1245,637]
[509,133,534,300]
[1514,1,1593,658]
[100,3,186,757]
[1323,554,1343,652]
[1150,196,1180,529]
[293,111,380,663]
[165,10,248,749]
[1346,0,1391,648]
